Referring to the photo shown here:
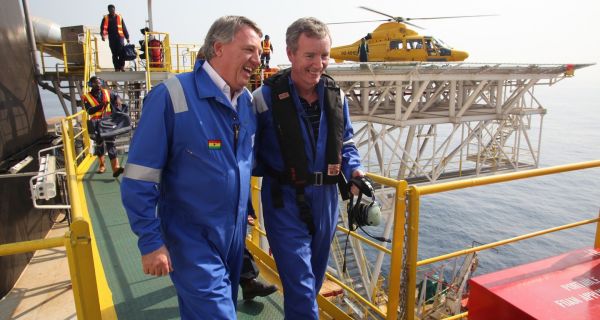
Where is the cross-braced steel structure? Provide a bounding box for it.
[328,62,590,183]
[325,62,592,319]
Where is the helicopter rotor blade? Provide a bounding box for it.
[338,7,497,27]
[406,14,498,21]
[358,6,398,20]
[404,21,424,30]
[327,19,389,25]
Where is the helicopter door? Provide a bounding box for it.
[425,37,448,61]
[425,38,439,56]
[406,39,428,61]
[386,40,405,61]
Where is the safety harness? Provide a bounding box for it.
[264,68,349,234]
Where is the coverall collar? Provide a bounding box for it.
[193,60,242,110]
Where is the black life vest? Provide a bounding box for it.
[264,68,344,187]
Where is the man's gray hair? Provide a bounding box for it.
[286,17,331,53]
[200,16,262,61]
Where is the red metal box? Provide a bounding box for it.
[468,247,600,320]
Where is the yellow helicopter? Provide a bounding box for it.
[330,7,494,63]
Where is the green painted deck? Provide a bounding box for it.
[83,156,284,319]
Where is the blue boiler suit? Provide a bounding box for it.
[121,60,256,319]
[252,76,363,319]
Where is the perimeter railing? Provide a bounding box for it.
[247,160,600,320]
[0,111,101,319]
[403,160,600,320]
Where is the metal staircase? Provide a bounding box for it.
[36,28,194,155]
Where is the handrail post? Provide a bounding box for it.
[405,186,421,320]
[145,32,152,89]
[65,119,79,175]
[83,30,90,93]
[176,44,180,73]
[61,117,102,318]
[65,220,102,319]
[386,180,408,320]
[165,34,171,72]
[81,113,91,160]
[250,176,262,245]
[62,42,69,74]
[93,37,99,72]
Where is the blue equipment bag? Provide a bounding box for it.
[93,112,132,139]
[122,44,137,61]
[98,112,132,138]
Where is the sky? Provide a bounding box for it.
[28,0,599,88]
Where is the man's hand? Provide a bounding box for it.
[351,169,366,196]
[142,245,173,276]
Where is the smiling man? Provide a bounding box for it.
[120,16,261,319]
[252,17,365,319]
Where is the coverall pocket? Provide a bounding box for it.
[183,147,223,172]
[180,147,229,216]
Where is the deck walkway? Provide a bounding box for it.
[0,156,283,319]
[84,155,284,319]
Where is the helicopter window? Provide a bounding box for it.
[406,39,423,50]
[433,38,450,49]
[389,40,403,50]
[425,39,438,55]
[425,39,434,49]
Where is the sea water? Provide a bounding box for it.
[39,79,600,277]
[417,85,600,275]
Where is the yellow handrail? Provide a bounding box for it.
[38,42,76,74]
[418,217,600,267]
[171,43,200,73]
[93,38,99,72]
[336,225,392,254]
[0,109,102,319]
[0,236,64,256]
[60,115,103,318]
[404,186,421,320]
[245,160,600,320]
[62,42,69,73]
[83,29,92,93]
[247,173,408,319]
[443,311,468,320]
[144,32,152,90]
[418,160,600,196]
[403,160,600,320]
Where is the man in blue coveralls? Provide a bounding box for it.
[252,17,365,319]
[120,16,262,319]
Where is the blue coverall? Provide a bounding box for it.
[252,76,363,319]
[121,60,256,319]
